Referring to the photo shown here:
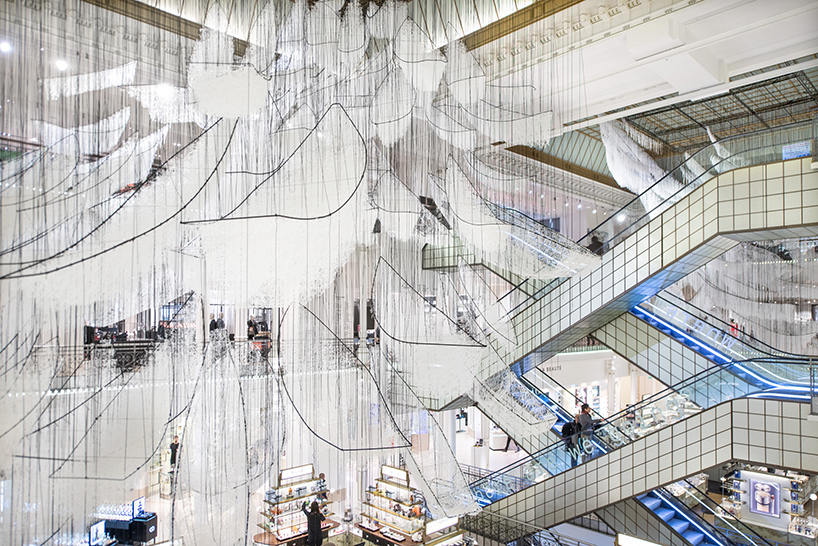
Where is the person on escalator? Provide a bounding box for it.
[561,416,580,467]
[577,404,600,463]
[587,235,604,255]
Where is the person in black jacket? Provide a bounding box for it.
[302,500,325,546]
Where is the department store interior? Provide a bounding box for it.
[1,1,817,546]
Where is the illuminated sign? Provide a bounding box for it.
[89,521,106,546]
[381,465,408,484]
[132,496,145,517]
[425,517,458,535]
[749,478,781,518]
[281,464,314,482]
[782,142,811,160]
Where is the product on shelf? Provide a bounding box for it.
[256,464,336,544]
[789,516,818,538]
[358,465,464,545]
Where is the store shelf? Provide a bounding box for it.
[368,489,421,507]
[363,513,424,534]
[363,502,422,523]
[376,478,414,492]
[263,488,328,505]
[272,477,322,490]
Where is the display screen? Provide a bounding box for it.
[132,496,145,517]
[749,479,780,518]
[89,521,105,546]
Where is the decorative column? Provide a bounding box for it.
[606,357,617,415]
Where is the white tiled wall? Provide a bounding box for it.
[509,157,818,373]
[481,400,818,533]
[593,313,713,387]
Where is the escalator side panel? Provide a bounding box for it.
[597,497,690,546]
[473,399,815,540]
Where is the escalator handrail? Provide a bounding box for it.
[500,120,812,317]
[650,292,810,360]
[679,478,777,546]
[516,374,574,423]
[520,370,607,422]
[470,356,802,489]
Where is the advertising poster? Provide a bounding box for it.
[749,479,780,518]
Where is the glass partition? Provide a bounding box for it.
[501,120,813,318]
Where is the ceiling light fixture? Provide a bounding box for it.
[0,42,11,53]
[55,59,68,71]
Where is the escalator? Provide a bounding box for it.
[465,357,812,545]
[638,490,722,546]
[631,292,813,401]
[422,122,817,379]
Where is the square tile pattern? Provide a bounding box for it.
[594,312,712,387]
[509,158,818,372]
[483,399,818,532]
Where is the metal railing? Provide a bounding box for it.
[469,354,809,505]
[501,120,814,318]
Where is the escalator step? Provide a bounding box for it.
[640,496,662,510]
[668,518,690,533]
[655,508,675,521]
[682,530,704,545]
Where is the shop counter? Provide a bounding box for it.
[356,524,417,546]
[253,519,339,546]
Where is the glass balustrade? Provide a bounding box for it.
[500,120,813,317]
[470,362,770,505]
[633,293,814,394]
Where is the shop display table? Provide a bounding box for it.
[356,524,415,546]
[253,519,339,546]
[104,512,157,544]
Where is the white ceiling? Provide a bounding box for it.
[126,0,538,47]
[469,0,818,137]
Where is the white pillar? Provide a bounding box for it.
[441,410,457,455]
[477,412,490,468]
[629,363,639,406]
[606,358,617,416]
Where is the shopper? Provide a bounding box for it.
[561,416,580,467]
[209,313,217,332]
[217,312,225,329]
[169,435,180,471]
[247,319,256,341]
[587,235,604,255]
[577,404,600,462]
[301,500,326,546]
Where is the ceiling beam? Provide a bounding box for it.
[79,0,249,56]
[504,145,621,190]
[462,0,584,51]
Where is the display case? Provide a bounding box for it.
[359,465,425,542]
[254,464,338,546]
[789,516,818,539]
[358,465,466,546]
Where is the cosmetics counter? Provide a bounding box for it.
[254,464,339,546]
[356,465,466,546]
[718,464,817,538]
[91,496,157,545]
